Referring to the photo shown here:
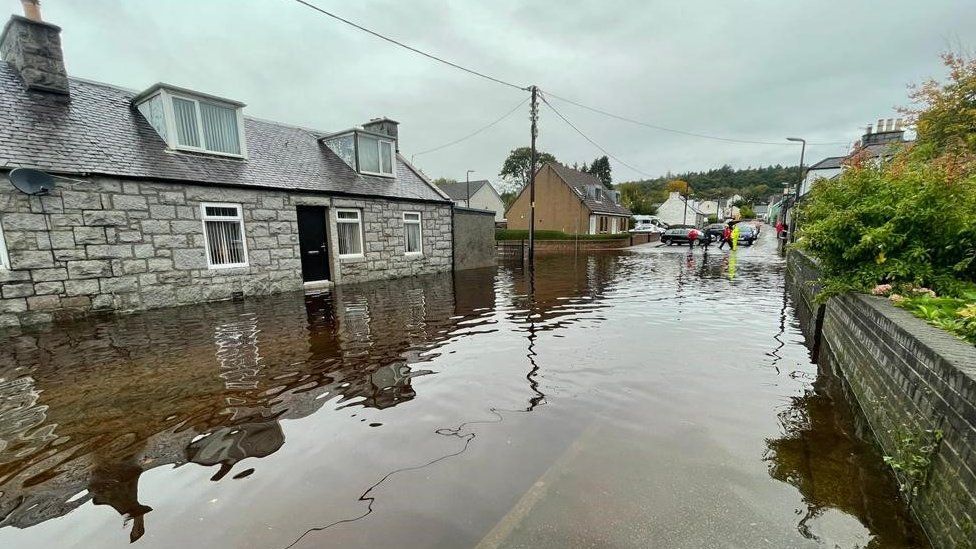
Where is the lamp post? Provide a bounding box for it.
[786,137,806,242]
[465,170,475,208]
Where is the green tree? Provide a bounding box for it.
[587,156,613,188]
[904,53,976,161]
[499,147,557,192]
[431,177,458,187]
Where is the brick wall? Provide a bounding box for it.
[787,249,976,548]
[0,174,452,327]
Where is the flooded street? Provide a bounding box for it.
[0,231,927,548]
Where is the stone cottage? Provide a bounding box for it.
[0,9,454,327]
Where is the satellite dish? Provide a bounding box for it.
[8,168,55,195]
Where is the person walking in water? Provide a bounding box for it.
[718,224,733,250]
[687,228,700,249]
[731,224,741,251]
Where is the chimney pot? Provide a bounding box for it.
[866,124,873,135]
[21,0,41,21]
[885,118,894,132]
[877,118,885,131]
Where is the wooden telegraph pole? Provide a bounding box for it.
[529,85,538,266]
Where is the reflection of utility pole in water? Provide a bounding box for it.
[525,263,546,410]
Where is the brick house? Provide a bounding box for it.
[0,10,454,327]
[505,163,632,235]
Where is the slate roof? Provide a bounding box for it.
[0,62,448,203]
[436,179,492,201]
[808,156,845,170]
[548,162,632,216]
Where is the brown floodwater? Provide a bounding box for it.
[0,232,929,548]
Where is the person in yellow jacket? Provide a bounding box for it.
[731,224,741,251]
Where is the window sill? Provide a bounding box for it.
[358,170,396,178]
[208,263,249,270]
[169,146,246,160]
[338,254,365,262]
[404,252,424,258]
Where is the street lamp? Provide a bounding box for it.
[786,137,806,242]
[465,170,475,208]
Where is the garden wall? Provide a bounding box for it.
[787,249,976,549]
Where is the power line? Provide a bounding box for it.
[539,92,656,178]
[289,0,529,92]
[411,97,529,161]
[542,90,850,146]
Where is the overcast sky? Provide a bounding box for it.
[33,0,976,185]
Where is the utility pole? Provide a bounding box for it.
[465,169,474,208]
[786,137,806,242]
[528,85,538,266]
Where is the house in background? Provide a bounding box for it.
[506,163,632,234]
[435,179,505,221]
[655,192,706,227]
[800,118,913,196]
[0,8,454,327]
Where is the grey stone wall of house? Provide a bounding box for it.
[787,249,976,549]
[0,174,452,328]
[452,207,496,271]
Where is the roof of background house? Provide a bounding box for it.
[435,179,493,201]
[808,156,846,170]
[548,162,632,216]
[0,62,447,203]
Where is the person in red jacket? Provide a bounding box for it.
[687,228,700,249]
[718,224,733,250]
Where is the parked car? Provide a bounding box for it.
[661,227,701,246]
[631,216,668,233]
[736,224,758,246]
[704,223,727,242]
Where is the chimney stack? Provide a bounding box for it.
[877,118,885,132]
[865,123,873,135]
[0,0,69,96]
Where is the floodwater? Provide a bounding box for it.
[0,231,929,548]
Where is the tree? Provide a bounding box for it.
[499,147,557,192]
[903,53,976,161]
[431,177,458,187]
[666,179,692,195]
[586,156,613,188]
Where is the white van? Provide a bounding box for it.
[631,215,667,233]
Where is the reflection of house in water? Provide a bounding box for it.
[0,269,497,542]
[763,370,928,546]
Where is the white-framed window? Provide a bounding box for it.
[136,86,247,158]
[336,209,364,258]
[172,94,243,156]
[200,203,248,268]
[357,134,395,177]
[403,211,422,255]
[0,218,9,270]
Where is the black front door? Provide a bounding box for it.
[297,206,330,282]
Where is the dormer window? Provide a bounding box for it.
[322,121,398,178]
[134,84,247,158]
[357,133,394,176]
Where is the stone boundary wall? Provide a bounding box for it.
[452,207,496,271]
[0,174,452,327]
[495,233,660,256]
[787,249,976,549]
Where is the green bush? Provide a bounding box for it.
[495,229,627,241]
[797,155,976,298]
[893,291,976,345]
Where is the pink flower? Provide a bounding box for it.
[872,284,893,296]
[889,294,906,304]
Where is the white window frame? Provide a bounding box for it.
[356,133,396,177]
[403,211,423,256]
[336,208,365,259]
[200,203,249,269]
[161,89,248,159]
[0,218,9,270]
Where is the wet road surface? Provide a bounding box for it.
[0,230,929,548]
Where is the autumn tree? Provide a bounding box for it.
[499,147,557,192]
[666,179,692,195]
[903,52,976,164]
